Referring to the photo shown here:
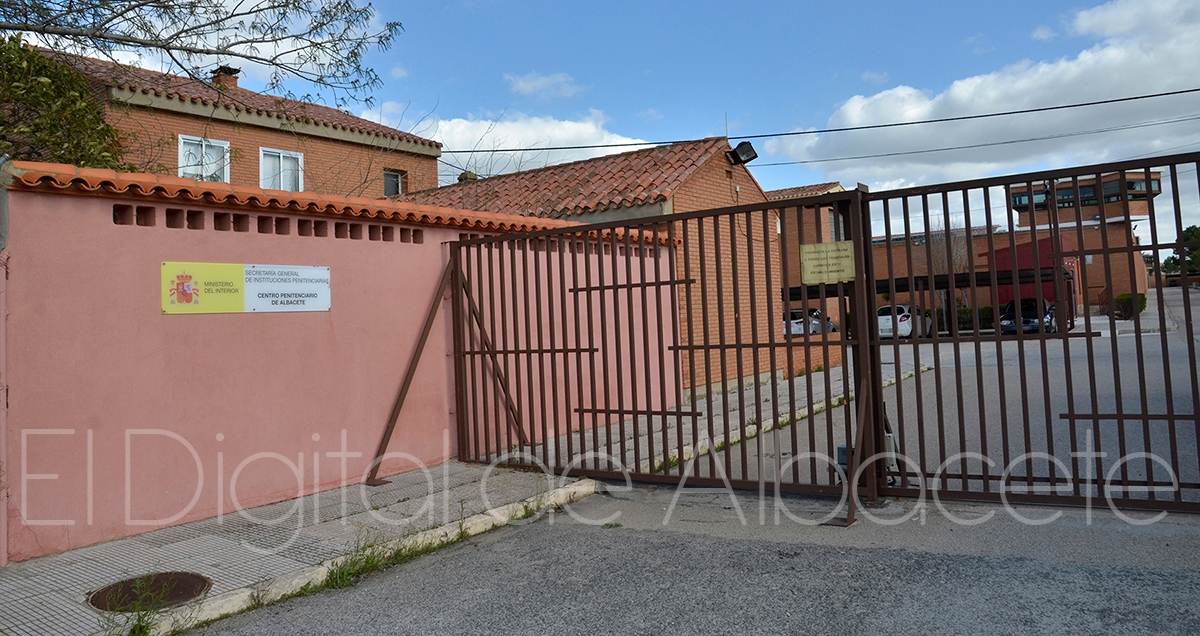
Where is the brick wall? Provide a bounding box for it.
[105,104,439,197]
[671,159,837,388]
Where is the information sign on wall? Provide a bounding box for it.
[161,262,331,314]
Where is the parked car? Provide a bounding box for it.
[999,298,1058,334]
[784,308,837,336]
[877,304,931,339]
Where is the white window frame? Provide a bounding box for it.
[383,169,405,197]
[177,135,230,183]
[259,147,305,192]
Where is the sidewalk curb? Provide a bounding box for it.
[116,479,598,636]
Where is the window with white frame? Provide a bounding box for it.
[383,169,406,197]
[178,135,230,182]
[260,148,304,191]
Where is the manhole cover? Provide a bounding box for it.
[88,572,212,612]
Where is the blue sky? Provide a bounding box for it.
[348,0,1200,199]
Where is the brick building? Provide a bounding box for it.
[45,52,441,198]
[766,182,848,328]
[407,138,836,387]
[1010,172,1155,305]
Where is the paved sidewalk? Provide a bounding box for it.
[0,462,590,635]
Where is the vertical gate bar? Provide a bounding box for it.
[681,219,702,478]
[652,223,681,475]
[798,204,818,484]
[814,205,834,482]
[777,205,800,486]
[1116,173,1156,495]
[595,231,614,470]
[744,210,765,487]
[628,228,648,470]
[1004,183,1035,490]
[516,239,533,461]
[450,244,468,461]
[530,238,550,469]
[880,197,910,490]
[639,225,658,473]
[621,228,640,472]
[1045,179,1081,498]
[546,238,563,469]
[497,241,514,457]
[521,239,539,464]
[487,242,504,459]
[919,193,948,484]
[837,205,857,492]
[1141,167,1179,501]
[940,190,971,492]
[900,195,928,482]
[712,216,733,479]
[960,188,991,493]
[760,208,783,491]
[1067,176,1105,494]
[567,233,584,468]
[464,243,480,462]
[578,230,600,468]
[846,188,879,514]
[697,217,718,478]
[474,244,491,461]
[1093,172,1130,495]
[727,214,749,481]
[1167,164,1200,484]
[611,230,629,471]
[981,186,1012,482]
[1023,180,1058,493]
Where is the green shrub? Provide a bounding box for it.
[1112,293,1146,319]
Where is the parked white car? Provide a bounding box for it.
[877,304,931,339]
[784,308,837,336]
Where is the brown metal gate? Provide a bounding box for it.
[450,153,1200,516]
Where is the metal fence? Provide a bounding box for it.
[450,152,1200,517]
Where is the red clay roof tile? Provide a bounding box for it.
[766,182,845,200]
[42,51,440,151]
[6,161,573,234]
[403,138,731,218]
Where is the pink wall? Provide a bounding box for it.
[4,190,473,562]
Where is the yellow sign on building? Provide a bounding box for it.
[799,241,857,285]
[161,262,246,314]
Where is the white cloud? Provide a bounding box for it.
[1031,25,1056,41]
[360,105,649,184]
[861,71,888,85]
[637,108,663,121]
[504,72,581,98]
[770,0,1200,190]
[390,66,408,79]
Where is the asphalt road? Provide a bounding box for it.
[193,485,1200,635]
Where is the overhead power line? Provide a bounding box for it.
[438,86,1200,155]
[752,112,1200,167]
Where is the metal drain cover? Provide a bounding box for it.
[88,572,212,612]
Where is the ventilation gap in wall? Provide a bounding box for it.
[349,223,363,240]
[214,212,232,231]
[382,226,395,242]
[335,222,348,239]
[136,206,156,227]
[166,208,185,229]
[258,216,273,233]
[113,205,134,225]
[369,225,381,241]
[233,214,250,232]
[400,228,412,243]
[314,220,329,237]
[413,229,424,244]
[187,210,205,230]
[275,217,290,235]
[298,219,313,236]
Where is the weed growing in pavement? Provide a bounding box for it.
[602,522,622,529]
[97,574,203,636]
[324,527,450,590]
